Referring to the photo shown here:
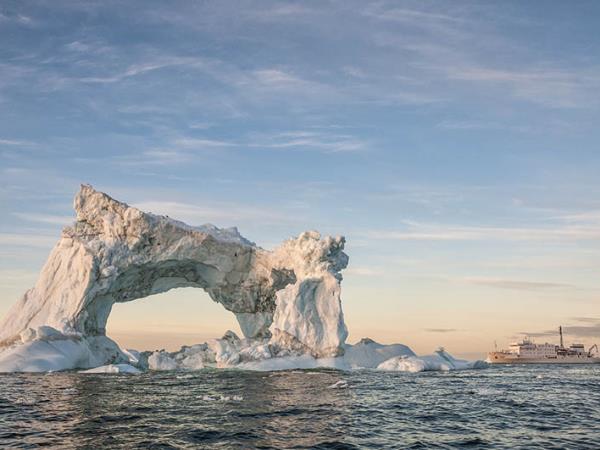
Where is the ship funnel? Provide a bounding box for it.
[559,326,564,348]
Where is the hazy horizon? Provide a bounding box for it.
[2,0,600,356]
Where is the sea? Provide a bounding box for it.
[1,365,599,449]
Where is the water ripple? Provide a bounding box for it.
[1,365,600,448]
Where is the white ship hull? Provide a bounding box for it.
[488,352,600,364]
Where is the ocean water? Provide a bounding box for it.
[1,365,600,449]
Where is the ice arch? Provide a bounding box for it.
[0,185,348,359]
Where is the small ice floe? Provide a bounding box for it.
[376,348,488,373]
[328,380,349,389]
[122,348,141,365]
[200,394,244,402]
[79,364,141,374]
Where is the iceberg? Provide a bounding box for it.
[0,185,347,372]
[0,185,486,373]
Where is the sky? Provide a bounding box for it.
[1,0,600,357]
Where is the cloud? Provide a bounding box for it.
[249,4,315,21]
[0,233,57,248]
[443,66,596,108]
[12,212,73,225]
[173,138,235,149]
[248,130,368,153]
[436,120,531,133]
[425,328,459,333]
[170,130,368,154]
[460,277,574,291]
[77,56,208,84]
[345,266,380,277]
[0,269,39,286]
[363,220,600,242]
[0,139,36,147]
[364,6,464,25]
[0,11,34,26]
[110,148,198,167]
[570,317,600,324]
[557,211,600,224]
[521,319,600,339]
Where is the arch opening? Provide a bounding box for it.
[106,287,243,352]
[80,258,278,340]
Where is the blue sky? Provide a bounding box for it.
[1,1,600,356]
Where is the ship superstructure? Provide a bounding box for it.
[488,326,600,364]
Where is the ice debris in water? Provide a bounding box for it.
[200,395,244,402]
[136,338,486,373]
[328,380,349,389]
[79,364,141,374]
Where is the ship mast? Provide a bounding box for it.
[559,326,564,349]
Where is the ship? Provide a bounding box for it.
[488,326,600,364]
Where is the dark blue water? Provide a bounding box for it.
[1,365,600,449]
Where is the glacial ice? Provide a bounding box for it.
[0,185,487,374]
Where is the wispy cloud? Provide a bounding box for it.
[77,56,209,84]
[425,328,459,333]
[521,318,600,339]
[459,277,574,291]
[345,266,380,277]
[12,212,73,225]
[443,66,598,108]
[362,220,600,242]
[0,269,38,286]
[0,233,57,248]
[436,120,531,133]
[249,130,367,153]
[0,11,35,26]
[364,5,464,25]
[170,130,367,155]
[0,139,36,147]
[173,138,235,149]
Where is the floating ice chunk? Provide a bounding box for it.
[80,364,141,374]
[178,351,205,370]
[0,338,94,373]
[377,348,488,372]
[343,338,415,368]
[237,354,349,371]
[148,351,178,371]
[200,394,244,402]
[328,380,349,389]
[208,337,240,366]
[239,342,272,361]
[377,356,429,372]
[122,348,140,364]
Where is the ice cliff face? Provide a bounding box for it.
[0,185,348,367]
